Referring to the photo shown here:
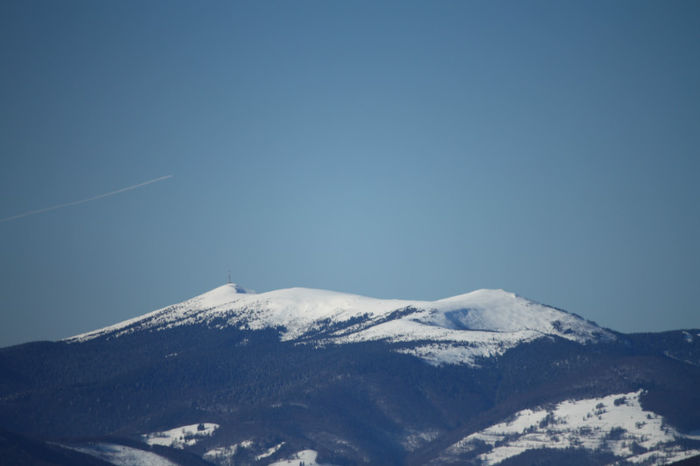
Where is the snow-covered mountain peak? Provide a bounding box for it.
[435,288,522,307]
[191,283,254,308]
[426,288,607,341]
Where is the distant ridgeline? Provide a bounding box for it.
[1,283,699,465]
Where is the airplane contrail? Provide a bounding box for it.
[0,175,173,223]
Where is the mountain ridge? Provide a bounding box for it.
[66,283,615,367]
[3,283,699,465]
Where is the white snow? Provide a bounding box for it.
[428,289,608,343]
[68,284,252,341]
[330,317,547,366]
[142,423,219,449]
[441,390,700,465]
[394,340,533,367]
[269,449,326,466]
[204,440,254,464]
[255,442,285,460]
[65,443,177,466]
[66,284,614,366]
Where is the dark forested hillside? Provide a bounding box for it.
[1,322,699,465]
[2,284,699,464]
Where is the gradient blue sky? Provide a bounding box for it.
[1,0,699,347]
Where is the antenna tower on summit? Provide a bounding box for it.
[227,270,232,284]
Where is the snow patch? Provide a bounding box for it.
[204,440,254,464]
[142,423,219,449]
[269,449,329,466]
[397,342,512,367]
[255,442,285,460]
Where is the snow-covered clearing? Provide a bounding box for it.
[142,422,219,448]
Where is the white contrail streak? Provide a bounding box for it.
[0,175,173,223]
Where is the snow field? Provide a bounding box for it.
[269,449,325,466]
[443,390,700,465]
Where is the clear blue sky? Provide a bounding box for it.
[1,0,698,347]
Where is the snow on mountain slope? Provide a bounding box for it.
[438,390,700,465]
[427,289,604,340]
[269,449,327,466]
[142,423,219,449]
[65,443,178,466]
[204,440,254,465]
[323,289,613,366]
[67,283,614,366]
[68,283,254,341]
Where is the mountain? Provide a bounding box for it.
[1,283,699,465]
[68,284,614,367]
